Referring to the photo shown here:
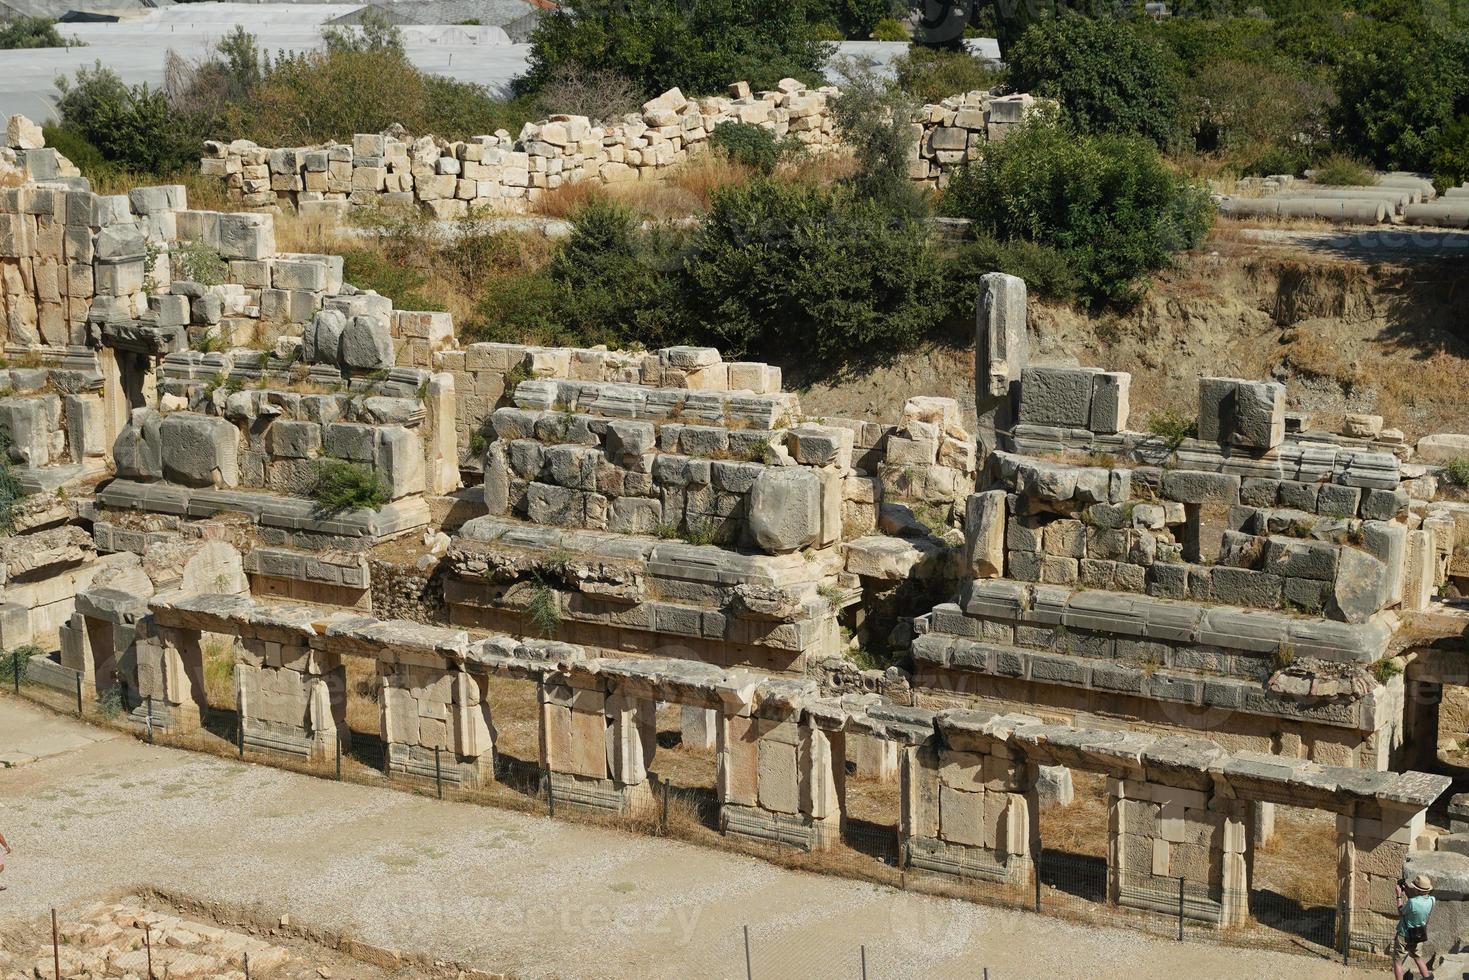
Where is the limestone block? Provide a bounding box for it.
[159,413,239,487]
[113,408,163,480]
[374,426,425,499]
[1020,366,1100,427]
[939,784,984,846]
[217,212,276,261]
[1090,372,1131,434]
[268,420,321,459]
[1037,765,1074,808]
[303,308,346,365]
[0,395,57,466]
[758,737,800,814]
[341,315,394,372]
[1329,547,1388,623]
[746,468,821,553]
[964,489,1006,577]
[6,114,43,149]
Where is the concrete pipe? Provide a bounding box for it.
[1278,187,1414,210]
[1378,173,1438,197]
[1442,186,1469,200]
[1220,196,1385,223]
[1403,202,1469,227]
[1276,198,1386,223]
[1217,198,1282,218]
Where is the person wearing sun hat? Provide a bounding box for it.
[1393,873,1436,980]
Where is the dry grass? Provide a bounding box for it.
[85,169,238,213]
[1373,348,1469,424]
[201,635,236,710]
[532,178,608,219]
[1253,805,1338,907]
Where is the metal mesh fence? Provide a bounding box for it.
[3,675,1390,969]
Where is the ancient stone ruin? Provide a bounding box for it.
[3,112,1469,964]
[198,80,1042,215]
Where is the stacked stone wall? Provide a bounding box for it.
[199,82,1045,214]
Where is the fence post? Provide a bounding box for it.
[1034,846,1042,912]
[434,746,443,799]
[12,649,19,694]
[1177,877,1185,941]
[1339,893,1351,965]
[335,731,342,780]
[145,696,153,744]
[237,716,244,758]
[51,908,59,980]
[743,924,752,980]
[144,924,154,979]
[74,672,83,715]
[545,769,554,817]
[859,944,867,980]
[661,780,670,833]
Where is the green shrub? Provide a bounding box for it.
[870,17,908,41]
[1332,27,1468,170]
[1182,58,1332,166]
[54,63,208,173]
[891,46,1001,104]
[514,0,834,98]
[0,644,39,685]
[1431,116,1469,189]
[828,63,924,213]
[543,198,687,349]
[1443,457,1469,487]
[944,235,1082,305]
[171,241,229,286]
[0,17,74,49]
[1006,18,1184,148]
[467,270,566,344]
[310,460,389,513]
[1311,152,1377,186]
[342,248,445,312]
[708,121,783,174]
[941,116,1214,307]
[1147,409,1199,449]
[684,178,948,369]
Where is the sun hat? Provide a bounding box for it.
[1409,874,1434,893]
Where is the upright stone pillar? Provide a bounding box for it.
[538,669,653,813]
[681,705,718,752]
[903,711,1034,884]
[131,622,206,733]
[848,732,899,783]
[382,662,494,788]
[1108,775,1248,928]
[64,587,149,698]
[1338,801,1427,952]
[975,272,1028,462]
[236,635,347,761]
[717,678,844,851]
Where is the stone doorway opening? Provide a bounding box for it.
[644,702,722,831]
[1036,767,1109,904]
[1246,803,1339,953]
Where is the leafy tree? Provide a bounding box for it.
[1007,18,1184,148]
[683,179,948,369]
[828,62,924,214]
[941,114,1214,306]
[1431,115,1469,187]
[708,122,784,174]
[515,0,834,99]
[1332,27,1469,170]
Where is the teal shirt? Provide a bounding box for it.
[1399,894,1435,934]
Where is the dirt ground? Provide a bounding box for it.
[0,695,1375,980]
[797,238,1469,442]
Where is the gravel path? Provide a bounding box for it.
[0,696,1372,979]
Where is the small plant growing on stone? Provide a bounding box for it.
[527,577,561,638]
[1444,458,1469,487]
[818,583,844,610]
[309,459,389,514]
[684,521,719,546]
[1372,658,1403,683]
[503,362,532,391]
[654,522,683,541]
[193,331,225,354]
[1147,410,1197,451]
[172,240,229,286]
[1272,644,1295,670]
